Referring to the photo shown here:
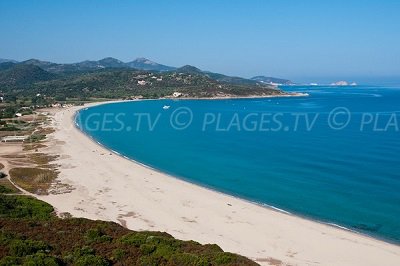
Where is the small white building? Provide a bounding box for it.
[1,136,28,142]
[172,92,183,98]
[138,80,147,86]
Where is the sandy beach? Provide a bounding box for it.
[37,102,400,266]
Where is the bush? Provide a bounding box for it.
[170,253,209,266]
[22,252,58,266]
[119,232,148,247]
[25,134,46,143]
[0,195,54,220]
[138,255,161,266]
[72,246,95,257]
[0,185,13,194]
[214,253,236,264]
[85,228,112,244]
[0,256,21,266]
[112,248,125,261]
[74,255,109,266]
[139,244,156,255]
[9,240,49,257]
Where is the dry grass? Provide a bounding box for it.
[0,179,20,193]
[0,131,29,138]
[36,127,55,135]
[9,168,58,195]
[23,143,47,151]
[28,153,58,168]
[1,155,27,159]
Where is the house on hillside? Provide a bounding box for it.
[173,92,183,98]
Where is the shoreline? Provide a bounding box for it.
[74,108,397,246]
[38,101,400,265]
[162,92,309,100]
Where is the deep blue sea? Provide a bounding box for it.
[76,85,400,243]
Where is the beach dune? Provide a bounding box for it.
[39,103,400,266]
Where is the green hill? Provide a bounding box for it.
[0,64,56,87]
[0,66,285,100]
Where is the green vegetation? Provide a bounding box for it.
[0,195,54,220]
[0,60,283,110]
[0,185,13,194]
[25,133,46,143]
[0,194,258,265]
[0,179,19,194]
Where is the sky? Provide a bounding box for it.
[0,0,399,83]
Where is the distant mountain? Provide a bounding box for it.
[0,59,18,64]
[127,58,175,72]
[0,62,17,71]
[251,76,293,85]
[3,57,292,88]
[98,57,126,68]
[21,59,58,68]
[176,65,203,74]
[0,59,289,99]
[19,57,129,73]
[18,57,175,73]
[69,57,127,72]
[0,64,56,86]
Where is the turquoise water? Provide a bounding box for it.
[76,86,400,243]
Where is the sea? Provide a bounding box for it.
[76,85,400,244]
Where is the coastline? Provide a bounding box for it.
[162,92,309,100]
[38,101,400,266]
[73,108,392,245]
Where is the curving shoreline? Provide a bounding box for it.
[38,101,400,266]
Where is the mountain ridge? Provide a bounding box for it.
[2,57,293,85]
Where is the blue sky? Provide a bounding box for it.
[0,0,399,83]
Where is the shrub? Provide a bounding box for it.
[119,232,147,247]
[112,248,125,261]
[22,252,58,266]
[0,195,54,220]
[138,255,162,266]
[8,239,49,257]
[139,244,156,255]
[74,255,109,266]
[170,253,209,266]
[0,231,14,245]
[0,185,13,194]
[214,253,236,264]
[25,134,46,143]
[0,256,21,266]
[84,228,112,244]
[72,246,95,257]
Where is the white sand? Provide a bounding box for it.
[39,102,400,266]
